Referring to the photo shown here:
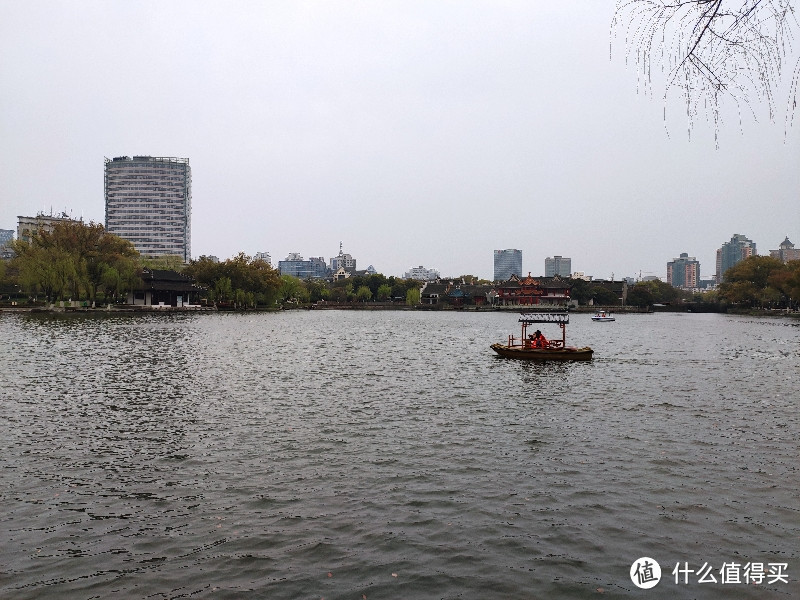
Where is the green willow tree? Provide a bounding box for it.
[277,275,308,304]
[185,253,281,307]
[392,279,423,302]
[305,280,331,303]
[15,246,75,302]
[330,281,354,303]
[214,277,233,303]
[100,263,139,303]
[376,283,392,301]
[355,285,373,302]
[11,221,139,303]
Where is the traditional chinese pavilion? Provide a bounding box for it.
[127,269,205,307]
[420,281,495,306]
[496,273,571,306]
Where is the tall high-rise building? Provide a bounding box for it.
[493,249,522,282]
[716,234,755,282]
[545,255,571,277]
[667,252,700,289]
[105,156,192,262]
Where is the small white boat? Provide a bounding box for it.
[591,310,615,322]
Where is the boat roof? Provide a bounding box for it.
[519,312,569,324]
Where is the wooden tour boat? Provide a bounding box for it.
[490,312,593,361]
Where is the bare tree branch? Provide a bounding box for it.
[612,0,799,142]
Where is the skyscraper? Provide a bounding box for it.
[493,249,522,282]
[545,255,571,277]
[667,252,700,289]
[716,234,755,282]
[105,156,192,262]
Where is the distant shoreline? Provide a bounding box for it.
[3,303,797,318]
[0,303,639,314]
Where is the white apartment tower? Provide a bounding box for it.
[105,156,192,262]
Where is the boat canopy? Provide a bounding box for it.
[518,312,569,324]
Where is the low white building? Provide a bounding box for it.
[404,265,440,281]
[17,213,80,244]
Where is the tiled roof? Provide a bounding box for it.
[140,269,204,292]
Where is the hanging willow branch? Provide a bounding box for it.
[612,0,798,140]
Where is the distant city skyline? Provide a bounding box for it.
[1,3,798,280]
[4,207,797,283]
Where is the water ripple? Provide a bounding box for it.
[1,311,797,598]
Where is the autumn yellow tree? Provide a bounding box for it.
[718,255,790,307]
[768,260,800,308]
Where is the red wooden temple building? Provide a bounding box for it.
[496,273,571,306]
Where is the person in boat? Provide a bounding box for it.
[531,330,549,348]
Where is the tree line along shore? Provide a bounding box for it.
[2,220,798,313]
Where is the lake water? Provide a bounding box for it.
[1,310,797,599]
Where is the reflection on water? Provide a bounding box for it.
[1,311,797,599]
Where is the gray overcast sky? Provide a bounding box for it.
[1,1,798,280]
